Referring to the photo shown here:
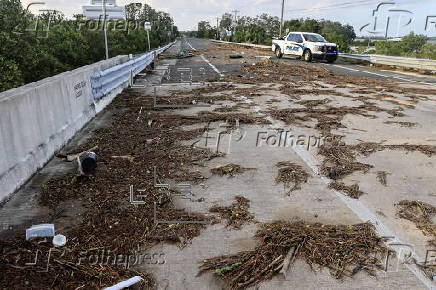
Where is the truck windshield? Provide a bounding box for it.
[303,34,326,42]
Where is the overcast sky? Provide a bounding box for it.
[21,0,436,37]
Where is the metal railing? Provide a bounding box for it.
[91,42,175,100]
[339,53,436,71]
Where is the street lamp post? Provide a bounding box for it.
[279,0,285,37]
[103,0,109,59]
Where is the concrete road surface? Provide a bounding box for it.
[1,38,435,289]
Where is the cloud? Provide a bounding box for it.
[19,0,436,35]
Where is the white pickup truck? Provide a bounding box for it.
[272,32,338,63]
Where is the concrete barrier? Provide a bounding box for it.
[0,55,129,202]
[0,40,176,202]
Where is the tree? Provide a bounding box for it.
[0,0,179,92]
[401,33,427,54]
[0,55,23,91]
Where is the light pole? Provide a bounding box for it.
[216,17,220,40]
[103,0,109,59]
[279,0,285,37]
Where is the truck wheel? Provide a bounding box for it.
[327,59,336,64]
[275,47,283,58]
[303,49,312,62]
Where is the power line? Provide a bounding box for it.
[289,0,382,14]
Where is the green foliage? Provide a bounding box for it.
[197,21,216,39]
[401,33,428,54]
[421,43,436,59]
[375,33,435,59]
[0,0,178,92]
[0,55,23,91]
[193,15,356,51]
[215,262,242,275]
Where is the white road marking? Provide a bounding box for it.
[391,76,436,87]
[247,91,434,288]
[362,70,389,77]
[333,64,359,72]
[186,41,197,51]
[200,54,224,77]
[288,146,434,289]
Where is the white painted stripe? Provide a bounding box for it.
[391,76,436,87]
[200,54,224,77]
[186,41,197,51]
[363,70,389,77]
[289,144,434,289]
[246,92,435,288]
[334,64,360,72]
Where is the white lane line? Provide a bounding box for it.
[200,54,224,77]
[362,70,389,77]
[333,63,436,87]
[391,76,436,87]
[333,64,360,72]
[186,41,197,51]
[248,93,434,288]
[288,144,434,289]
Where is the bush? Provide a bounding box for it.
[375,33,433,59]
[0,56,23,91]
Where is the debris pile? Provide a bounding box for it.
[199,221,387,289]
[329,182,365,199]
[376,171,389,186]
[198,111,270,127]
[1,85,226,289]
[275,161,310,194]
[209,196,255,229]
[396,200,436,247]
[318,139,373,180]
[210,164,256,177]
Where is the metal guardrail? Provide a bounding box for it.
[91,42,175,100]
[211,39,436,72]
[338,53,371,61]
[339,53,436,71]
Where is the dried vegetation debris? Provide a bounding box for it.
[376,171,390,186]
[1,85,228,289]
[318,139,373,181]
[210,164,256,177]
[197,111,270,127]
[328,182,366,199]
[209,196,255,229]
[275,161,310,194]
[318,139,436,182]
[396,200,436,247]
[0,239,155,289]
[199,221,387,289]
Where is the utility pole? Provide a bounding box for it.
[231,10,239,39]
[216,17,220,40]
[231,9,239,23]
[103,0,109,59]
[279,0,285,37]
